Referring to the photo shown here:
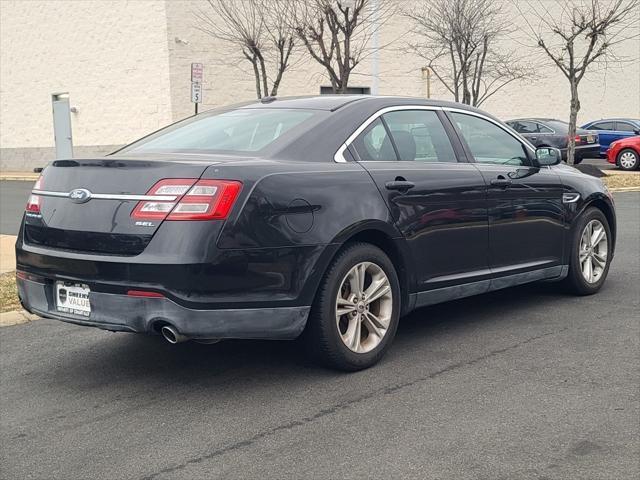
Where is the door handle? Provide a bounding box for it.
[490,176,512,188]
[385,180,415,192]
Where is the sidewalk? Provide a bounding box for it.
[0,235,16,274]
[0,171,39,181]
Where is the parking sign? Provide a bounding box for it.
[191,63,203,83]
[191,82,202,104]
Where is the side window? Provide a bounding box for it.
[513,121,539,134]
[616,122,636,132]
[537,123,554,134]
[592,121,615,131]
[351,118,397,161]
[382,110,457,162]
[451,112,530,166]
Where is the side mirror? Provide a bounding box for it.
[536,147,562,166]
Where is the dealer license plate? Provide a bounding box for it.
[55,282,91,317]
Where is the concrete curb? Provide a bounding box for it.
[0,173,39,181]
[609,187,640,192]
[0,310,39,327]
[604,170,640,176]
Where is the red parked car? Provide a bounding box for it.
[607,136,640,171]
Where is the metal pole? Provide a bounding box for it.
[371,0,379,95]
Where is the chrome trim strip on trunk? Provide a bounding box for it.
[31,189,178,202]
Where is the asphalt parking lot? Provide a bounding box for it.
[1,192,638,480]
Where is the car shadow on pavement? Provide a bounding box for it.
[43,282,571,391]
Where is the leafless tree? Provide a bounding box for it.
[195,0,298,98]
[292,0,395,93]
[514,0,640,164]
[404,0,533,107]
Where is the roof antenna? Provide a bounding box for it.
[261,96,277,104]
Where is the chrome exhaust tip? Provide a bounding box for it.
[160,325,189,344]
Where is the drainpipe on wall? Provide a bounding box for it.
[371,0,379,95]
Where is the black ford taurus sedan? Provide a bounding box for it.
[16,96,616,370]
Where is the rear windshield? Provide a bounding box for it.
[118,108,319,154]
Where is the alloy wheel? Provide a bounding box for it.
[579,219,608,284]
[335,262,393,353]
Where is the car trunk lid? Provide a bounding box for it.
[24,157,213,255]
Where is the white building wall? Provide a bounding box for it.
[0,0,638,171]
[164,0,640,123]
[0,0,173,170]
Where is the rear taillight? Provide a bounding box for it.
[26,177,43,213]
[575,135,582,144]
[131,179,242,221]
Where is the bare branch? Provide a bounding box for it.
[512,0,640,164]
[291,0,396,93]
[403,0,535,107]
[194,0,300,98]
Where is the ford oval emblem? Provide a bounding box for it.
[69,188,92,204]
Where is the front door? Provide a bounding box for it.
[447,111,565,276]
[349,108,489,293]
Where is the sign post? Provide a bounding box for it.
[191,63,203,115]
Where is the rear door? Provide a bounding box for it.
[589,121,616,154]
[446,111,565,275]
[615,121,640,140]
[349,108,489,292]
[508,121,542,146]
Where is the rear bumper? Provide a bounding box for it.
[560,144,600,161]
[17,276,310,340]
[575,144,600,160]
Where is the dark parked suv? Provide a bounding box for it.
[506,118,600,164]
[16,96,616,370]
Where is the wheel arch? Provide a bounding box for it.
[581,194,617,255]
[304,222,414,317]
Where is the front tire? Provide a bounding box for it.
[617,148,639,171]
[563,208,612,295]
[305,243,401,371]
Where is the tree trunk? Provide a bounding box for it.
[251,58,262,99]
[337,72,350,93]
[567,80,581,165]
[258,56,269,98]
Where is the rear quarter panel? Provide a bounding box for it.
[212,162,398,248]
[203,161,403,306]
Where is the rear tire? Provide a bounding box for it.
[305,242,401,371]
[562,208,612,295]
[617,148,639,171]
